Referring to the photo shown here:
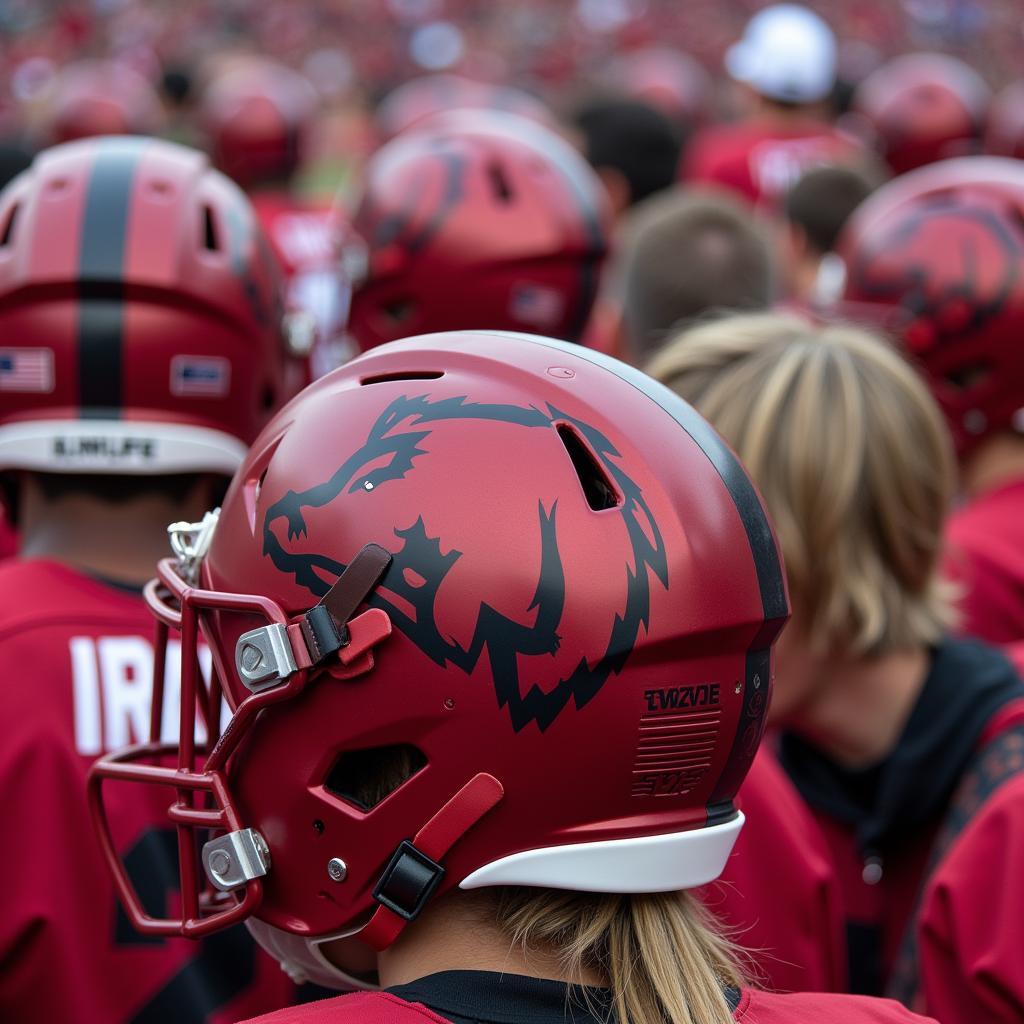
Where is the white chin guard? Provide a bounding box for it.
[246,919,378,992]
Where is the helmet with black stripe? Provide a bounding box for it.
[0,135,304,477]
[89,329,789,988]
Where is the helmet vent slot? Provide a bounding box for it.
[556,424,620,511]
[325,744,427,812]
[361,370,444,385]
[0,203,19,247]
[202,205,220,251]
[487,162,514,203]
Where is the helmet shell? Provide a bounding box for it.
[347,111,610,351]
[198,330,788,939]
[853,53,991,175]
[0,136,301,475]
[838,156,1024,456]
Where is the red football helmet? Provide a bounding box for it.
[837,156,1024,457]
[346,111,611,352]
[89,330,788,988]
[606,47,712,126]
[0,136,303,476]
[986,81,1024,160]
[375,74,554,141]
[45,60,165,143]
[853,53,991,176]
[201,59,318,190]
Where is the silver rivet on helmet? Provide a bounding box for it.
[327,858,348,882]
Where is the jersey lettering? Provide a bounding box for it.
[70,635,216,756]
[71,635,104,755]
[271,213,335,265]
[749,138,838,199]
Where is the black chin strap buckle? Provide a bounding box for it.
[373,840,446,922]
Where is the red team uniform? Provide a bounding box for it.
[0,560,299,1023]
[0,136,308,1022]
[830,156,1024,1022]
[251,193,350,378]
[711,747,847,994]
[780,639,1024,1015]
[684,4,860,209]
[947,480,1024,643]
[238,979,932,1024]
[684,119,860,209]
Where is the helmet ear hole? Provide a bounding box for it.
[325,744,427,812]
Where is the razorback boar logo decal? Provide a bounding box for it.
[851,201,1021,344]
[262,393,667,732]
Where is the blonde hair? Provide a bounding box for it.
[351,752,746,1024]
[647,312,956,656]
[495,888,744,1024]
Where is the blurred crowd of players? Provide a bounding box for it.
[4,1,1024,1023]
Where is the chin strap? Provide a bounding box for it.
[235,543,394,693]
[359,773,505,951]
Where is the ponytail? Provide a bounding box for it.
[494,889,745,1024]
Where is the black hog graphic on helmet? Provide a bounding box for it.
[261,393,668,733]
[850,201,1021,347]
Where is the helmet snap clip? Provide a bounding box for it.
[236,623,299,692]
[202,828,271,892]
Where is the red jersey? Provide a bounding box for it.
[707,746,846,993]
[236,971,936,1024]
[0,559,303,1024]
[781,637,1024,1023]
[946,477,1024,644]
[683,118,861,208]
[915,745,1024,1024]
[251,192,350,379]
